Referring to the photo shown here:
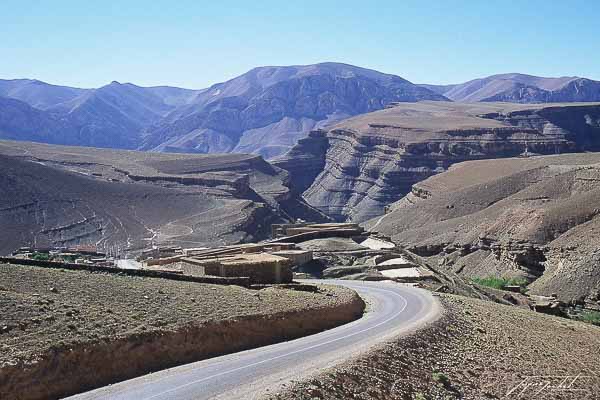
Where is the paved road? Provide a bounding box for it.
[68,280,440,400]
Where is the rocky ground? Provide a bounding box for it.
[268,294,600,400]
[0,263,355,368]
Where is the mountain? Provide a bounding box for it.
[5,67,600,159]
[364,152,600,305]
[140,62,448,158]
[424,73,600,103]
[0,79,87,109]
[0,65,445,157]
[0,80,201,149]
[275,101,600,222]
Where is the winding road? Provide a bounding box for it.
[67,280,440,400]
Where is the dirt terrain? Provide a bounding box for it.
[0,140,327,255]
[365,152,600,305]
[269,293,600,399]
[0,263,356,367]
[0,263,363,399]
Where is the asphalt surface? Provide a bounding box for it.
[67,280,440,400]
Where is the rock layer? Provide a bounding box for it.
[278,101,600,222]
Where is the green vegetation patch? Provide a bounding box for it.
[471,276,528,291]
[30,252,51,261]
[577,310,600,326]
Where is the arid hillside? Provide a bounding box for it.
[365,152,600,305]
[0,263,363,400]
[0,140,325,255]
[277,101,600,222]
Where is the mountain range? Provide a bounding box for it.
[1,64,600,158]
[421,73,600,103]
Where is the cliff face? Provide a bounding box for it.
[362,153,600,305]
[279,101,600,222]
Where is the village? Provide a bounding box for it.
[6,222,432,287]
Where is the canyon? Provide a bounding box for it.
[277,101,600,222]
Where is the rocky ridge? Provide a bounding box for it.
[140,62,447,158]
[423,72,600,103]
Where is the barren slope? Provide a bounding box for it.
[365,152,600,304]
[0,140,322,255]
[270,294,600,399]
[0,264,362,400]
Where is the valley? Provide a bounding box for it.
[3,62,600,400]
[0,140,325,256]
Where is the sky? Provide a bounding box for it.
[2,0,599,89]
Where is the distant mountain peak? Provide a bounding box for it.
[422,72,600,103]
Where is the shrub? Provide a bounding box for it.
[578,310,600,326]
[30,252,50,261]
[432,371,450,387]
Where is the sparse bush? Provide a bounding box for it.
[471,276,528,290]
[30,252,50,261]
[578,310,600,326]
[61,255,76,263]
[432,371,450,387]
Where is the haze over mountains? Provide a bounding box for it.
[1,64,600,158]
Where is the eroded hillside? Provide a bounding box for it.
[277,101,600,222]
[0,140,324,255]
[364,152,600,306]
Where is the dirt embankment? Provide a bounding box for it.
[0,264,364,400]
[269,294,600,400]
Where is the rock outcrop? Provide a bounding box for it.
[278,101,600,222]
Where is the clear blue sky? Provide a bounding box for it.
[2,0,599,89]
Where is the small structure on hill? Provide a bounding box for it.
[180,253,293,284]
[140,241,312,284]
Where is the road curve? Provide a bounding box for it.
[67,280,440,400]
